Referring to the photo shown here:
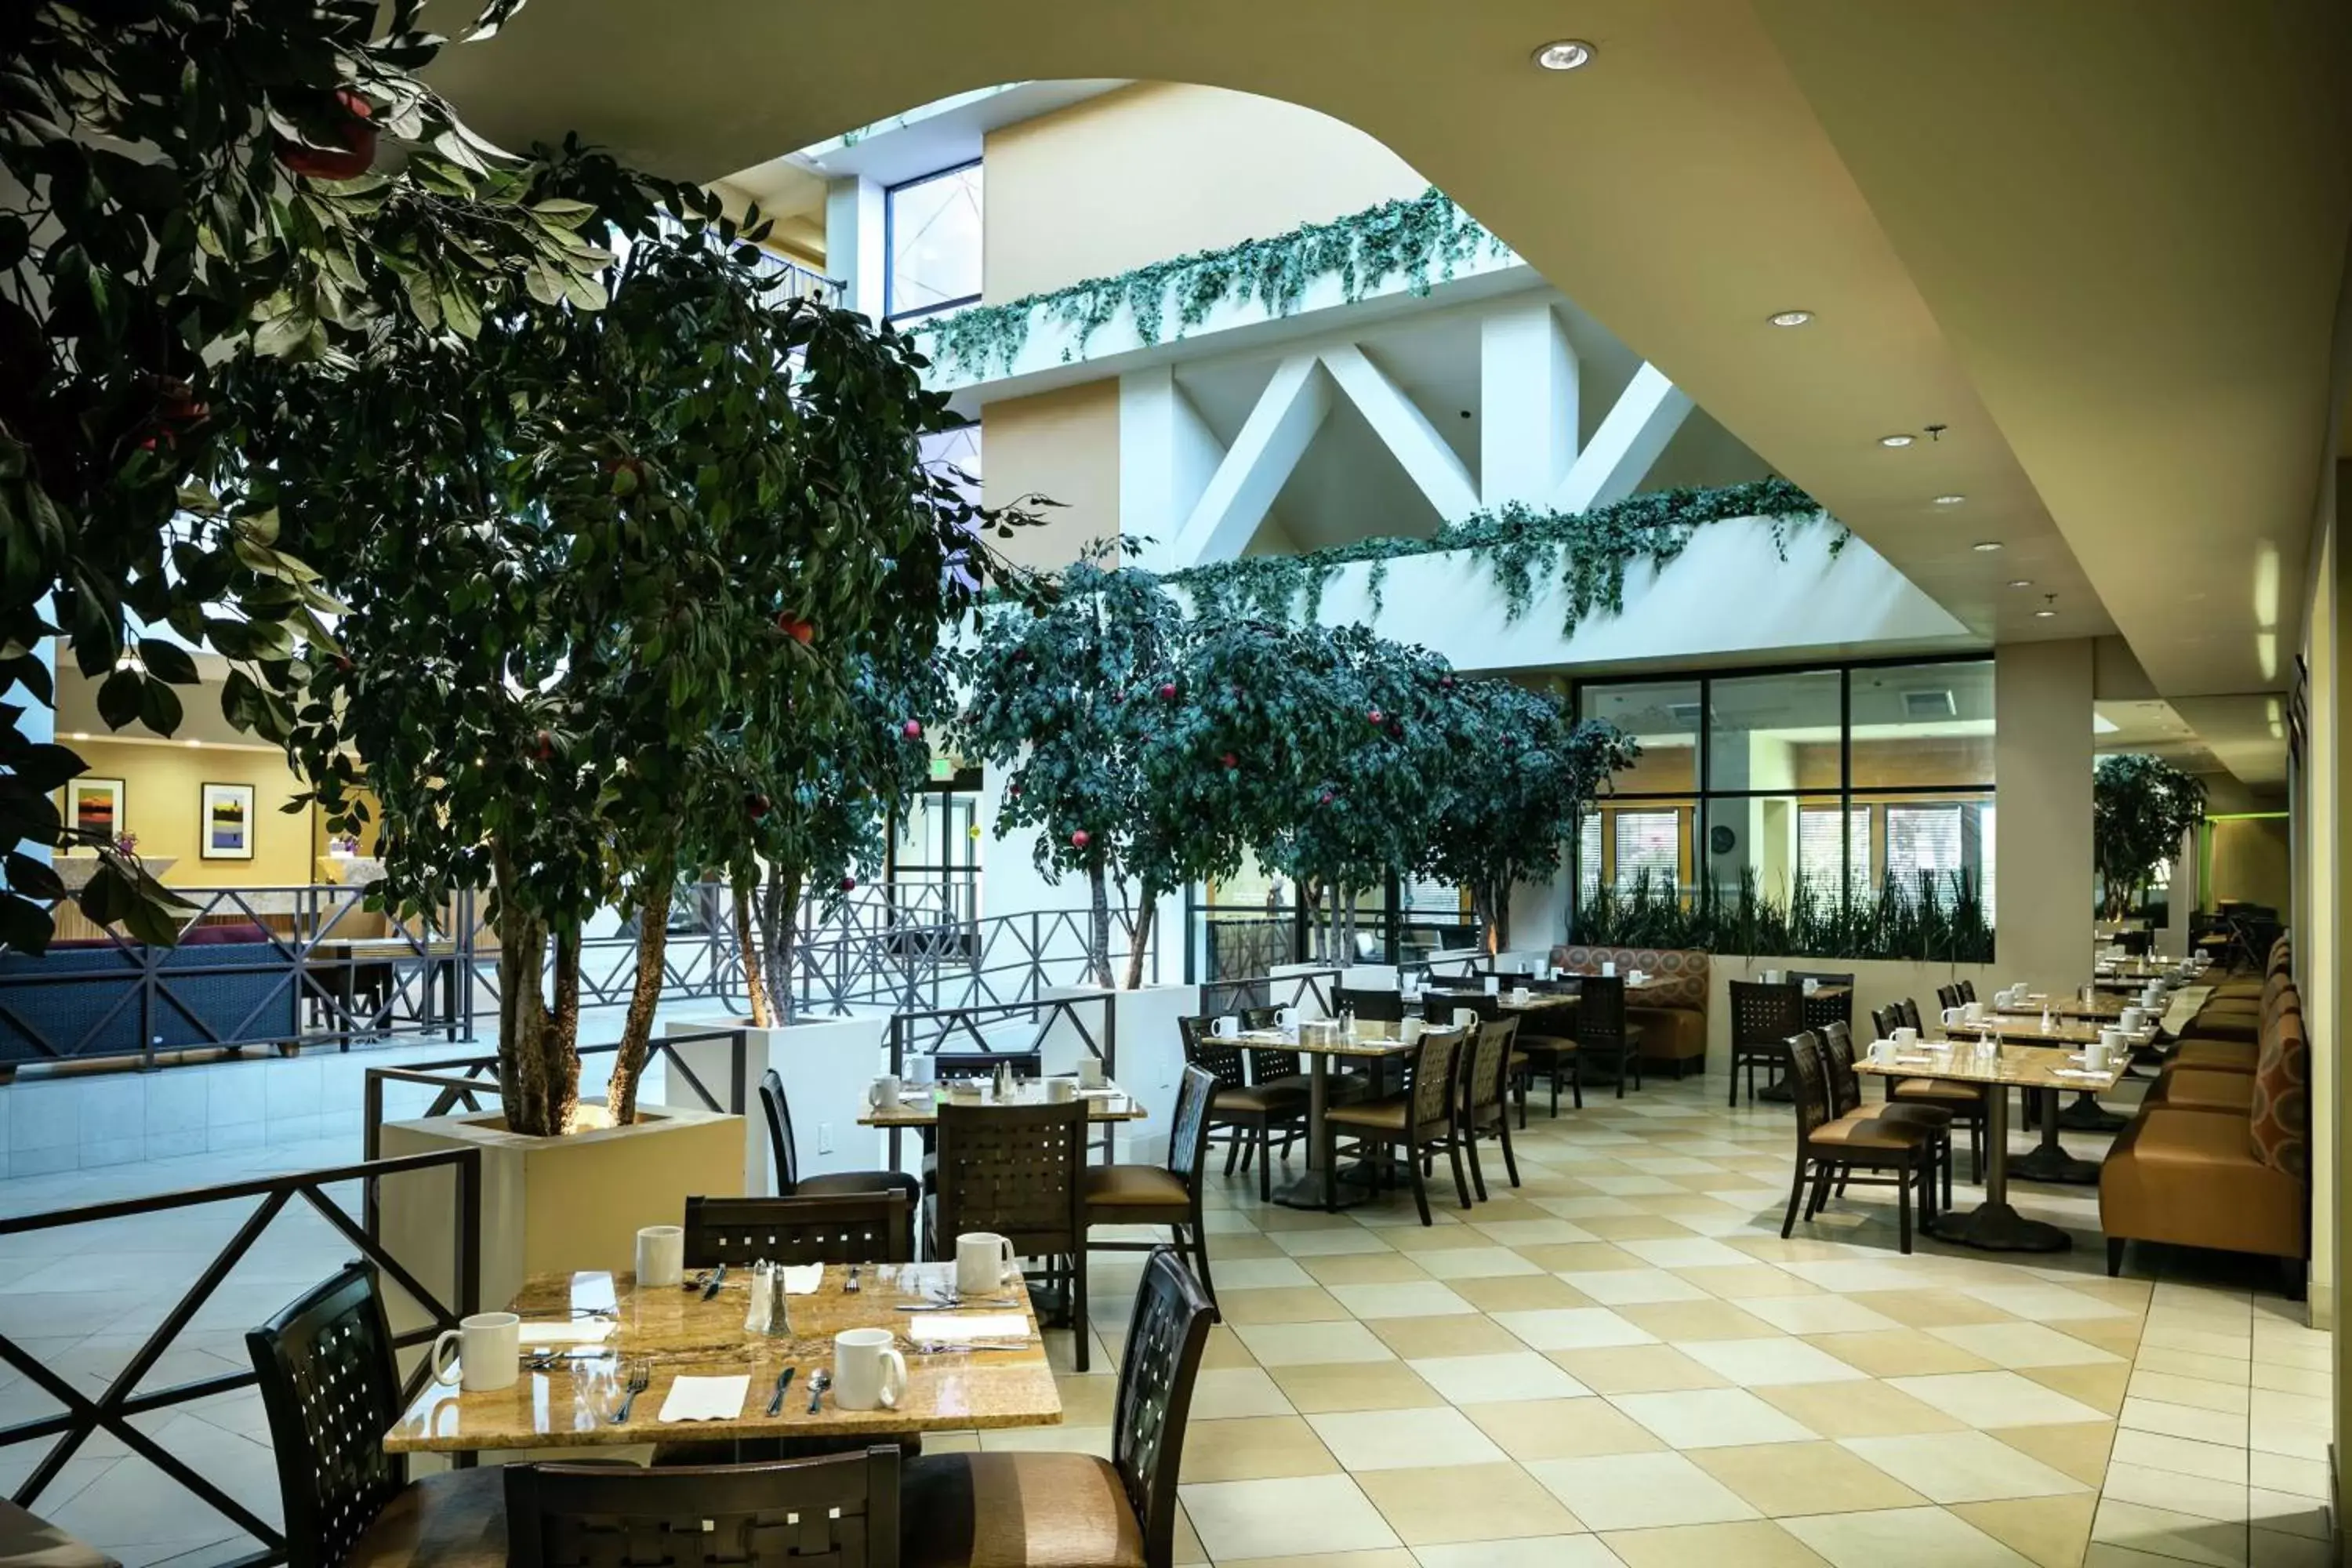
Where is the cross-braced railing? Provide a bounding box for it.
[880,991,1118,1165]
[0,1147,483,1568]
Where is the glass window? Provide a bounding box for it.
[1578,811,1604,898]
[1580,680,1700,794]
[1613,810,1682,892]
[887,163,983,322]
[1799,804,1871,899]
[1708,670,1842,793]
[1849,660,1994,788]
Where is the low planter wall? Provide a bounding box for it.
[1702,955,2003,1075]
[1040,982,1199,1164]
[660,1014,894,1192]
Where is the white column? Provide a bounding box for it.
[1120,368,1226,574]
[1321,344,1480,522]
[1172,354,1330,567]
[824,176,887,323]
[1994,640,2095,1000]
[1554,363,1693,514]
[1480,300,1579,508]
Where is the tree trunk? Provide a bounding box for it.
[757,870,801,1026]
[548,926,581,1134]
[1124,892,1156,991]
[492,840,573,1138]
[1087,862,1112,989]
[605,874,674,1128]
[735,880,771,1029]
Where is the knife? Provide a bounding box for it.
[766,1366,796,1416]
[702,1262,728,1301]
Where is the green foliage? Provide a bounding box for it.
[1169,478,1842,634]
[914,187,1507,379]
[2093,753,2207,921]
[1577,866,1995,965]
[0,0,615,950]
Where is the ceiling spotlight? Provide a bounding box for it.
[1766,309,1813,328]
[2034,593,2059,619]
[1878,434,1915,448]
[1933,494,1965,506]
[1533,39,1596,71]
[2007,579,2032,589]
[2034,608,2058,619]
[185,738,202,747]
[1971,541,2002,553]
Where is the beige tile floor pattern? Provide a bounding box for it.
[963,1074,2336,1568]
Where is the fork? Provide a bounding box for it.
[610,1359,651,1424]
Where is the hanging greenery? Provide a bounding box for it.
[1168,477,1842,635]
[913,186,1508,379]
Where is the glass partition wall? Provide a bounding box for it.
[1575,659,1995,943]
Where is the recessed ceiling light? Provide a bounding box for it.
[1933,494,1965,506]
[1971,541,2002,553]
[1878,434,1915,448]
[68,731,88,740]
[2034,608,2058,619]
[185,738,201,747]
[1766,309,1813,328]
[2007,579,2032,589]
[1533,39,1596,71]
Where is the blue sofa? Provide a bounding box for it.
[0,924,300,1071]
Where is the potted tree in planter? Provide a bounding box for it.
[2094,753,2209,924]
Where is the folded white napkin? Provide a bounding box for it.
[2053,1068,2104,1080]
[910,1312,1029,1342]
[658,1374,749,1422]
[517,1320,613,1347]
[781,1263,824,1295]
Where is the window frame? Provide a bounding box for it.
[883,158,985,325]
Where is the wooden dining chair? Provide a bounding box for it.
[1334,985,1404,1022]
[901,1245,1214,1568]
[682,1190,913,1268]
[1936,982,1965,1013]
[1569,975,1644,1098]
[506,1448,899,1568]
[1728,979,1804,1106]
[1457,1013,1522,1200]
[1323,1022,1472,1225]
[931,1098,1091,1370]
[1083,1065,1221,1305]
[1792,971,1855,1031]
[248,1263,507,1568]
[1871,1001,1987,1178]
[764,1067,924,1214]
[1820,1019,1952,1209]
[1177,1013,1305,1202]
[1779,1031,1939,1254]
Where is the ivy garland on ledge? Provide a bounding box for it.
[1168,477,1846,634]
[913,186,1508,379]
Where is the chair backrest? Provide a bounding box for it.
[1166,1064,1218,1186]
[1113,1247,1218,1568]
[505,1447,900,1568]
[682,1191,911,1267]
[1228,1010,1305,1082]
[1788,971,1854,990]
[1869,1004,1901,1041]
[1785,1032,1828,1142]
[760,1067,800,1194]
[1819,1020,1861,1118]
[1575,975,1629,1045]
[1729,980,1802,1046]
[935,1099,1086,1258]
[246,1263,407,1568]
[1896,997,1925,1034]
[1956,979,1977,1004]
[1406,1024,1469,1132]
[1335,986,1404,1023]
[1427,990,1501,1025]
[1936,983,1964,1011]
[1176,1014,1248,1093]
[1466,1014,1517,1119]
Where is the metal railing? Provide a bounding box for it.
[1201,965,1343,1018]
[0,1146,483,1566]
[787,904,1146,1015]
[882,991,1118,1167]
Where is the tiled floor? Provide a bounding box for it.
[0,1060,2333,1568]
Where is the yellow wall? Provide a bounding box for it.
[61,741,318,887]
[982,381,1123,570]
[981,82,1429,303]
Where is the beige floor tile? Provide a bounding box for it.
[978,1424,1113,1457]
[1675,1264,1824,1299]
[1447,1274,1597,1313]
[1188,1366,1297,1421]
[1931,1323,2126,1370]
[1577,1214,1709,1242]
[1272,1229,1401,1258]
[1211,1233,1288,1261]
[1558,1267,1713,1305]
[1055,1373,1116,1425]
[1298,1251,1436,1287]
[1306,1406,1508,1471]
[1178,1474,1403,1560]
[1212,1257,1322,1291]
[1989,1423,2118,1488]
[1963,1284,2137,1323]
[1267,1360,1446,1414]
[1462,1396,1669,1460]
[1407,1245,1545,1280]
[1408,1351,1591,1405]
[1809,1329,2000,1378]
[1516,1242,1649,1272]
[1841,1430,2089,1504]
[2100,1462,2248,1525]
[2024,1363,2130,1415]
[2104,1428,2235,1485]
[1494,1306,1658,1352]
[1214,1553,1419,1568]
[1889,1372,2113,1429]
[2245,1486,2330,1540]
[1234,1320,1396,1367]
[1524,1450,1761,1531]
[1367,1312,1529,1359]
[1613,1387,1820,1449]
[1947,1496,2100,1568]
[1603,1519,1835,1567]
[1179,1414,1343,1483]
[2052,1317,2145,1359]
[1219,1285,1353,1325]
[1780,1504,2038,1567]
[1737,1295,1907,1336]
[1414,1537,1623,1568]
[1680,1335,1871,1386]
[1203,1324,1259,1368]
[2118,1396,2248,1448]
[2246,1361,2329,1398]
[2090,1496,2244,1568]
[1846,1290,2025,1329]
[1328,1280,1479,1320]
[1550,1345,1733,1395]
[2132,1345,2254,1385]
[1759,1379,1972,1439]
[1693,1440,1931,1515]
[1352,1461,1585,1544]
[1378,1222,1501,1254]
[1610,1300,1780,1341]
[1173,1501,1207,1564]
[2247,1449,2330,1500]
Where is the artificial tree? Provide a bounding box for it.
[2093,753,2209,924]
[956,543,1184,989]
[0,0,613,950]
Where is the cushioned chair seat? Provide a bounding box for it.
[1081,1165,1189,1210]
[2146,1069,2256,1115]
[2168,1039,2258,1073]
[1210,1084,1305,1116]
[346,1467,506,1568]
[1893,1079,1985,1109]
[902,1450,1146,1568]
[2185,1014,2259,1042]
[2100,1109,2304,1261]
[0,1502,118,1568]
[1254,1073,1314,1098]
[1807,1116,1933,1152]
[1877,1102,1952,1131]
[1325,1098,1411,1133]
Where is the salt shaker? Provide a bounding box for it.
[744,1260,774,1336]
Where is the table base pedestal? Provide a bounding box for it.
[1929,1200,2073,1253]
[2056,1095,2129,1133]
[2007,1145,2103,1185]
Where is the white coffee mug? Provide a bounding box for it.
[1802,978,1820,995]
[1483,976,1500,996]
[867,1075,901,1110]
[1940,1006,1966,1029]
[1511,987,1531,1006]
[1275,1006,1300,1031]
[1399,1018,1426,1045]
[430,1311,520,1392]
[1212,1014,1239,1039]
[906,1054,936,1085]
[1076,1058,1106,1089]
[2085,1040,2112,1073]
[1628,971,1646,986]
[2100,1025,2126,1054]
[635,1224,685,1288]
[1759,968,1782,983]
[833,1327,909,1412]
[1601,961,1617,978]
[1963,1001,1985,1022]
[1046,1077,1076,1103]
[956,1232,1015,1298]
[1893,1025,1920,1045]
[1867,1040,1896,1064]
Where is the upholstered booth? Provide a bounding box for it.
[1549,945,1709,1073]
[0,922,299,1073]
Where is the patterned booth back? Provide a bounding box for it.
[1549,946,1709,1011]
[2249,1003,2310,1179]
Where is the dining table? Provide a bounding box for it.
[1232,1023,1417,1212]
[383,1263,1062,1456]
[861,1078,1147,1171]
[1857,1040,2125,1251]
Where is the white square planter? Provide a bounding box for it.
[660,1014,896,1192]
[1039,983,1199,1164]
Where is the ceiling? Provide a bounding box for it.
[420,0,2350,775]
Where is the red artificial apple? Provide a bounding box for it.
[1070,829,1091,849]
[902,719,924,739]
[1220,752,1239,770]
[1441,675,1456,690]
[275,90,377,180]
[839,875,857,892]
[775,613,815,644]
[1159,682,1178,700]
[534,729,553,761]
[1319,790,1334,805]
[1367,708,1385,725]
[746,793,771,818]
